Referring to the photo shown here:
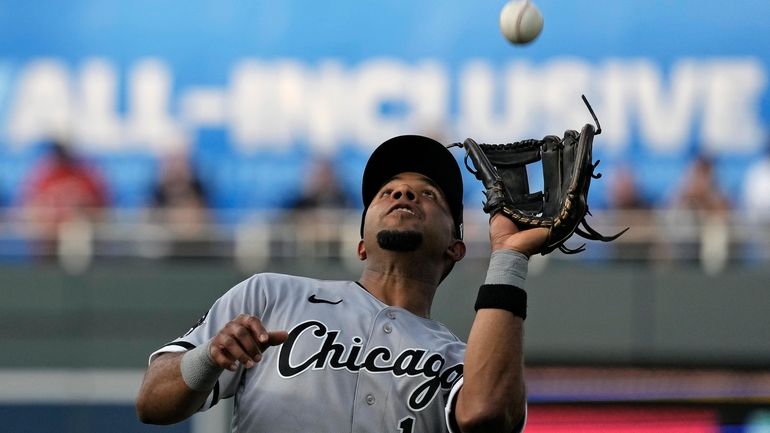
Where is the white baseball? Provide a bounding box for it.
[499,0,544,45]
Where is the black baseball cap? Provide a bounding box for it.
[360,135,464,239]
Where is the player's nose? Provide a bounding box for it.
[391,184,416,201]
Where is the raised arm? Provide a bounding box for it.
[454,214,547,433]
[136,314,287,424]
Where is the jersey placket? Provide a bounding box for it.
[351,307,401,433]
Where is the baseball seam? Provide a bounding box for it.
[515,1,531,42]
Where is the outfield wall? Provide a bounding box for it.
[1,259,768,369]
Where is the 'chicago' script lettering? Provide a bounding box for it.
[277,320,463,410]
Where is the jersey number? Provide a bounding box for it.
[398,416,415,433]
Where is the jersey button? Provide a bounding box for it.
[383,324,393,334]
[386,311,396,320]
[366,394,376,405]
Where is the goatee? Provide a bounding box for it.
[376,230,423,252]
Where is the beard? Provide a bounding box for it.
[376,230,423,252]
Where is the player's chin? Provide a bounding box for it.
[376,229,424,252]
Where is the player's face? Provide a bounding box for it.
[364,172,456,247]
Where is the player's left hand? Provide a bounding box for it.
[489,212,548,257]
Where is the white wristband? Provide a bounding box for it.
[180,340,224,392]
[484,250,528,287]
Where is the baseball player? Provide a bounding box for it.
[136,135,546,433]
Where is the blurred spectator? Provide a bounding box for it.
[742,139,770,261]
[20,139,109,261]
[674,155,731,215]
[660,155,731,273]
[288,156,353,211]
[606,164,651,261]
[147,151,213,259]
[608,164,649,211]
[277,156,354,261]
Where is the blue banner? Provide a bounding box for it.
[0,0,768,209]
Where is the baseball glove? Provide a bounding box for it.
[455,96,626,254]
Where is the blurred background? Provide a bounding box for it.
[0,0,769,431]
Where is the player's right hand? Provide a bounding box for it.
[208,314,288,371]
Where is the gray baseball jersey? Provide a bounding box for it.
[150,272,526,433]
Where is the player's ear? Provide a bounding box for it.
[357,240,367,261]
[446,240,466,262]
